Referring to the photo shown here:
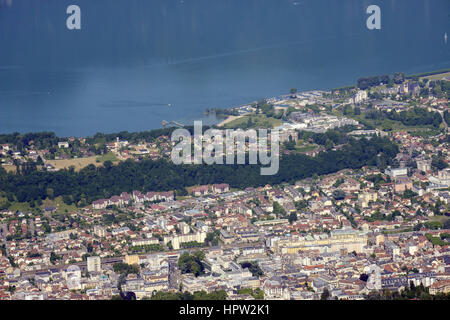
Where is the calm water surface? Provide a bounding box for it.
[0,0,449,136]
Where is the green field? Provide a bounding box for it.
[333,111,441,134]
[223,114,282,129]
[42,197,78,214]
[295,140,318,153]
[96,152,119,163]
[429,215,450,224]
[4,201,33,213]
[0,194,79,215]
[408,129,442,138]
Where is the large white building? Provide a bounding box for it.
[87,256,102,273]
[429,169,450,188]
[164,231,207,250]
[351,90,368,104]
[385,167,408,179]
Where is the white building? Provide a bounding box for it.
[351,90,368,104]
[65,265,82,290]
[385,167,408,179]
[365,264,382,290]
[164,231,207,250]
[58,141,69,148]
[87,256,102,273]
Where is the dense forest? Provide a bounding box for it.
[0,136,398,207]
[297,126,356,147]
[0,125,208,149]
[356,72,407,90]
[357,74,392,90]
[365,107,443,128]
[0,132,60,151]
[429,80,450,99]
[85,125,210,144]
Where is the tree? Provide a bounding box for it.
[247,117,253,128]
[240,261,263,277]
[0,136,399,206]
[36,156,44,165]
[332,190,346,200]
[288,212,298,224]
[359,274,369,282]
[178,251,205,277]
[205,231,219,246]
[393,72,405,84]
[273,201,286,217]
[431,155,449,171]
[113,262,139,275]
[50,252,62,264]
[46,188,55,200]
[321,288,330,300]
[62,195,73,205]
[283,140,296,150]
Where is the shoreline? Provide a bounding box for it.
[215,114,247,127]
[1,68,449,138]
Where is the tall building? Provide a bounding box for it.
[164,231,207,250]
[93,225,106,237]
[87,256,102,273]
[365,264,382,290]
[352,90,368,104]
[125,254,140,265]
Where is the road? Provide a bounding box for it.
[168,259,180,290]
[0,223,7,257]
[435,109,449,133]
[19,238,266,278]
[21,256,124,277]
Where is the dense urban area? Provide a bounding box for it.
[0,70,449,300]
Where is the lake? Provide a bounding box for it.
[0,0,449,136]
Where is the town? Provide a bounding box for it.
[0,70,449,300]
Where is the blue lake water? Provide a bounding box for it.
[0,0,449,137]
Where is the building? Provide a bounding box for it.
[358,191,378,208]
[365,265,382,290]
[408,273,436,288]
[92,199,107,210]
[178,222,190,235]
[262,278,286,299]
[125,255,140,265]
[429,280,450,295]
[192,186,210,196]
[93,225,106,238]
[394,176,413,193]
[87,256,101,273]
[273,227,368,254]
[132,238,159,247]
[220,229,234,245]
[352,90,368,104]
[212,184,230,194]
[164,231,207,250]
[416,159,432,172]
[278,129,299,144]
[65,265,82,290]
[429,169,450,188]
[385,167,408,179]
